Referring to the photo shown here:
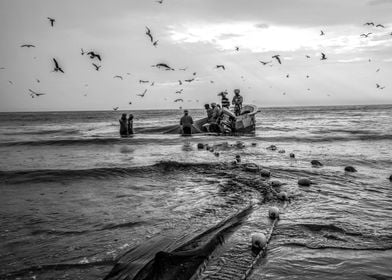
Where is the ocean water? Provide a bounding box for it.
[0,104,391,280]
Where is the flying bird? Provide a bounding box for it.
[376,68,380,72]
[87,51,101,61]
[193,72,196,76]
[216,65,225,70]
[174,98,183,102]
[129,101,132,105]
[235,46,239,51]
[156,0,163,3]
[320,30,325,36]
[176,89,184,94]
[259,60,272,65]
[81,48,86,55]
[47,17,55,27]
[150,81,155,86]
[272,55,281,64]
[20,44,35,48]
[286,74,289,78]
[92,63,101,71]
[178,80,182,85]
[52,58,64,73]
[321,53,327,60]
[376,24,385,28]
[153,40,159,47]
[145,27,154,42]
[364,22,375,26]
[36,79,40,83]
[179,67,187,71]
[184,78,194,82]
[8,80,13,85]
[113,75,123,80]
[360,33,372,38]
[28,88,46,97]
[306,75,310,78]
[305,55,311,58]
[113,107,119,111]
[137,89,147,97]
[139,80,149,83]
[152,63,174,70]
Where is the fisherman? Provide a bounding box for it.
[211,103,220,122]
[119,113,128,137]
[232,89,243,116]
[204,104,213,122]
[180,109,194,135]
[127,114,134,135]
[219,91,230,109]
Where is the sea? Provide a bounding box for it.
[0,104,391,280]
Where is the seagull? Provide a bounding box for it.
[20,44,35,48]
[376,83,381,88]
[216,65,225,70]
[113,107,119,111]
[178,80,182,85]
[52,58,64,73]
[235,46,239,51]
[36,79,40,83]
[137,89,147,97]
[376,68,380,72]
[364,22,375,26]
[81,48,86,55]
[156,0,163,3]
[152,63,174,70]
[113,75,123,80]
[92,63,101,71]
[360,33,372,38]
[176,89,184,94]
[259,60,272,65]
[8,80,13,85]
[29,88,46,97]
[193,72,196,76]
[153,40,159,47]
[179,67,187,71]
[129,101,132,105]
[184,78,194,82]
[150,81,155,86]
[139,80,149,83]
[174,98,183,102]
[320,30,325,36]
[47,17,55,27]
[286,74,289,78]
[306,75,310,78]
[376,84,385,89]
[272,55,281,64]
[305,55,311,58]
[376,24,385,28]
[321,53,327,60]
[145,26,154,42]
[87,51,101,61]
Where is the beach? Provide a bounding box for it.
[1,104,392,279]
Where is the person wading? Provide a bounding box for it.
[180,109,194,135]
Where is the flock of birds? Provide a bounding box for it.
[1,8,390,106]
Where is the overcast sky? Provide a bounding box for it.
[0,0,391,111]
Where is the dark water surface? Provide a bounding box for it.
[0,105,391,279]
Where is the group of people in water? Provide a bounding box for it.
[119,89,243,136]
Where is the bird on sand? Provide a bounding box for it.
[47,17,55,27]
[92,63,101,71]
[139,80,149,83]
[360,33,372,37]
[321,53,327,60]
[87,51,101,61]
[320,30,325,36]
[376,24,385,28]
[20,44,35,48]
[259,60,272,65]
[174,98,183,102]
[152,63,174,70]
[113,75,123,80]
[364,22,375,26]
[137,89,147,97]
[216,65,225,70]
[272,55,281,64]
[52,58,64,73]
[145,27,154,42]
[113,107,119,111]
[29,89,46,97]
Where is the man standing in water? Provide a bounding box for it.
[180,109,194,135]
[232,89,243,116]
[119,113,128,137]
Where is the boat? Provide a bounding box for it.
[135,104,259,135]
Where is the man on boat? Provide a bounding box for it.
[232,89,243,116]
[210,103,220,122]
[180,109,194,135]
[218,91,230,109]
[204,104,213,122]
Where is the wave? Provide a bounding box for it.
[284,242,392,251]
[253,134,392,143]
[0,161,225,184]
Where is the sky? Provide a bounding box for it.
[0,0,391,111]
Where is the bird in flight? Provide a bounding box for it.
[113,107,119,111]
[176,89,184,94]
[306,75,310,78]
[376,68,380,72]
[137,89,147,97]
[178,80,182,85]
[272,55,281,64]
[216,65,225,70]
[150,81,155,86]
[321,53,327,60]
[145,27,154,42]
[360,33,372,38]
[36,79,40,83]
[376,24,385,28]
[320,30,325,36]
[152,63,174,70]
[81,48,86,55]
[20,44,35,48]
[156,0,163,3]
[153,40,159,47]
[185,78,194,82]
[8,80,13,85]
[259,60,272,65]
[179,67,187,71]
[286,74,289,78]
[52,58,64,73]
[174,98,183,102]
[87,51,101,61]
[305,55,311,58]
[129,101,132,105]
[92,63,101,71]
[47,17,55,27]
[29,89,46,97]
[113,75,123,80]
[364,22,375,26]
[235,46,239,51]
[376,83,385,89]
[139,80,149,84]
